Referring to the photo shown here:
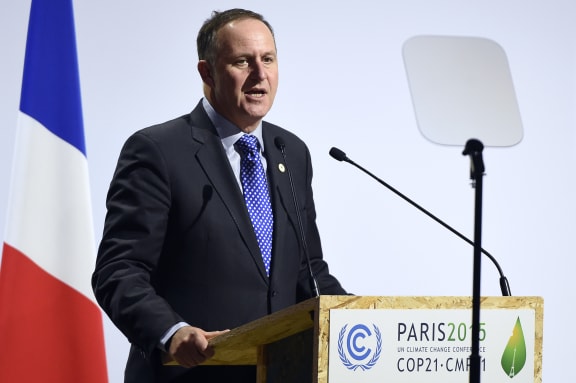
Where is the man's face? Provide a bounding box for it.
[200,18,279,132]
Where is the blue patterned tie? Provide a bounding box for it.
[236,134,273,276]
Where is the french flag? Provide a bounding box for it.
[0,0,108,382]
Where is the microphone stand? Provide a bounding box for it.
[462,138,485,383]
[275,138,320,297]
[329,147,511,296]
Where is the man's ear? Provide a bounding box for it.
[197,60,215,88]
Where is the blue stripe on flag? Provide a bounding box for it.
[19,0,86,155]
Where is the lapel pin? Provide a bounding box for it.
[278,163,286,173]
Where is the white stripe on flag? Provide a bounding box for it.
[5,111,96,303]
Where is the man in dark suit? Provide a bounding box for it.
[92,8,347,383]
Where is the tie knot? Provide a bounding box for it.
[236,134,260,157]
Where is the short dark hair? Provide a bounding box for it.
[197,8,275,65]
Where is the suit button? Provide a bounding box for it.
[271,290,278,297]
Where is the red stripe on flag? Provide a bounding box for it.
[0,243,108,383]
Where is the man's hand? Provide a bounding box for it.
[168,326,229,368]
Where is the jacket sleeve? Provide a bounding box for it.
[92,131,183,357]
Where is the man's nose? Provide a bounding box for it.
[250,61,267,80]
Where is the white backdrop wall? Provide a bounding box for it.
[1,1,574,382]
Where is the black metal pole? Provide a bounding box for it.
[462,139,485,383]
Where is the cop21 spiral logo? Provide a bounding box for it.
[337,323,382,371]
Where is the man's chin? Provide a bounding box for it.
[243,106,272,121]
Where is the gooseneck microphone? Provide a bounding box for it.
[329,147,511,296]
[275,137,320,297]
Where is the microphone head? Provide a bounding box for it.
[329,147,348,162]
[274,136,285,150]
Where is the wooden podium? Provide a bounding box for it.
[196,296,543,382]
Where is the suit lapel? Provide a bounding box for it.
[262,126,298,277]
[189,104,269,280]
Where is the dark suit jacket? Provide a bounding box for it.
[92,101,346,382]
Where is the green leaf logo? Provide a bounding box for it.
[501,317,527,378]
